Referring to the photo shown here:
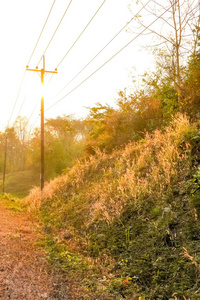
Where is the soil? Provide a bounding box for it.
[0,202,67,300]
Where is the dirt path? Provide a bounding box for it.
[0,202,63,300]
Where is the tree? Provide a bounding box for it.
[85,93,163,154]
[28,115,88,179]
[0,127,22,172]
[13,116,30,169]
[141,60,179,120]
[129,0,200,105]
[14,116,30,144]
[85,103,115,154]
[182,52,200,118]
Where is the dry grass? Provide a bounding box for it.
[24,113,195,228]
[23,113,199,299]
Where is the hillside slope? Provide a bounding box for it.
[25,114,200,299]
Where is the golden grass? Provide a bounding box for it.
[24,114,196,228]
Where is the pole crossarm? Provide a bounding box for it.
[26,66,58,74]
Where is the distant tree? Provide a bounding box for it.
[13,116,30,169]
[0,127,22,172]
[0,132,6,172]
[85,103,115,154]
[28,115,88,179]
[45,115,88,167]
[85,93,163,154]
[14,116,30,144]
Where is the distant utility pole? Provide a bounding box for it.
[26,55,57,191]
[2,135,7,193]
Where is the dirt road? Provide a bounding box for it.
[0,201,61,299]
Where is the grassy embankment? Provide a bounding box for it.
[24,114,200,299]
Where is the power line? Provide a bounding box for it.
[8,71,26,126]
[26,114,40,146]
[28,0,56,66]
[37,0,73,66]
[56,0,107,68]
[17,96,26,117]
[46,0,107,89]
[28,114,40,136]
[9,0,56,127]
[16,72,37,118]
[13,73,39,128]
[28,102,40,123]
[45,1,177,112]
[53,0,152,98]
[25,101,40,134]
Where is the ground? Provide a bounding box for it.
[0,198,117,300]
[0,200,66,300]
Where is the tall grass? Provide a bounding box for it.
[25,114,195,228]
[24,113,200,299]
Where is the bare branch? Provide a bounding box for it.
[140,0,175,29]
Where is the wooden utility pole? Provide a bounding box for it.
[26,56,57,190]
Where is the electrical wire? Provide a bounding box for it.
[28,103,40,123]
[26,101,40,136]
[28,114,40,133]
[28,0,56,66]
[8,1,56,127]
[45,1,177,112]
[27,101,41,135]
[56,0,107,68]
[8,71,26,126]
[46,0,107,88]
[16,72,37,118]
[37,0,73,66]
[27,115,40,141]
[17,96,26,117]
[12,72,39,130]
[53,0,152,98]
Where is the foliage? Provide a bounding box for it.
[0,193,25,212]
[182,53,200,118]
[28,115,88,179]
[129,0,200,108]
[0,115,88,194]
[0,127,24,173]
[25,114,200,299]
[85,91,163,154]
[141,63,179,120]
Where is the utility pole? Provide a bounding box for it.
[26,56,57,191]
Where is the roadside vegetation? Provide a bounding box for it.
[25,114,200,299]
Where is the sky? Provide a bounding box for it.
[0,0,158,130]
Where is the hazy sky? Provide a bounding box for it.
[0,0,156,130]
